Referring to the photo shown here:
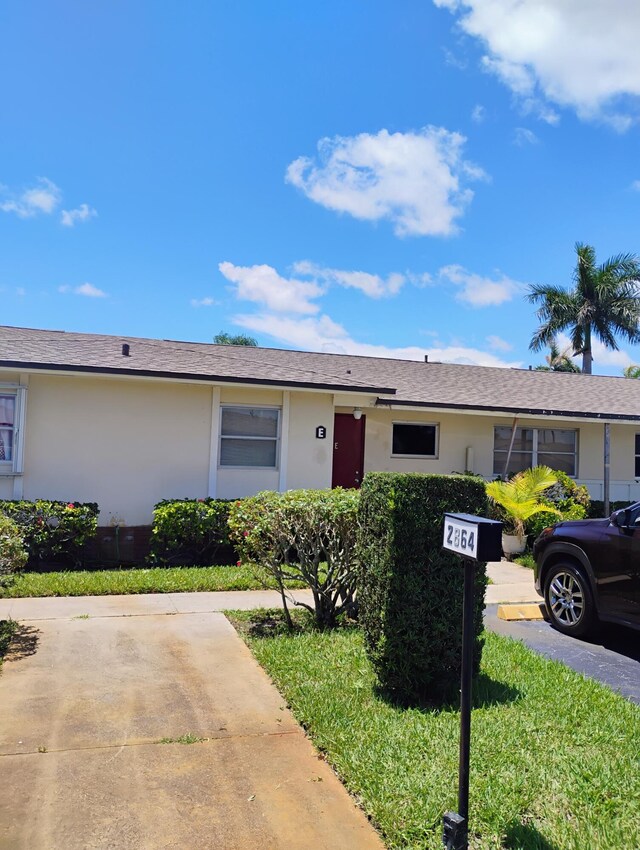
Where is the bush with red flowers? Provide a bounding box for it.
[0,499,99,567]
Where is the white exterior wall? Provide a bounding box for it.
[5,369,640,526]
[22,373,212,525]
[357,407,640,502]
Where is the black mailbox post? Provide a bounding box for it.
[442,514,502,850]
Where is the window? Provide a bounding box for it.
[392,422,438,457]
[219,406,280,468]
[0,395,15,463]
[0,387,25,474]
[635,434,640,477]
[493,426,577,476]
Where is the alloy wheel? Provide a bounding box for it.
[548,570,585,627]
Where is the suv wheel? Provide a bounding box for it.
[544,562,596,637]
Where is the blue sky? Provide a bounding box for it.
[2,0,640,374]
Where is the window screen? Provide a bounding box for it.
[493,426,577,476]
[220,407,279,467]
[392,423,437,457]
[0,395,15,462]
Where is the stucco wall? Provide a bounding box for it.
[22,373,212,525]
[286,392,334,490]
[356,407,640,500]
[7,371,640,525]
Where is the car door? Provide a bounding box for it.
[596,507,640,622]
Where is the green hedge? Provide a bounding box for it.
[0,511,28,575]
[357,472,488,705]
[0,500,99,567]
[587,500,632,519]
[148,498,236,566]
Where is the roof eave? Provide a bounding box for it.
[375,397,640,422]
[0,360,396,395]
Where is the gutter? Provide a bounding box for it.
[375,397,640,422]
[0,360,396,396]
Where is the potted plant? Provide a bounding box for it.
[486,466,561,556]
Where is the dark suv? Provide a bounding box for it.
[533,504,640,637]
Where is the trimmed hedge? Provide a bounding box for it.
[228,488,359,628]
[587,500,632,519]
[0,500,99,567]
[148,498,235,566]
[0,512,28,575]
[357,472,488,705]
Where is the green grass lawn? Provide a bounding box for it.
[230,610,640,850]
[0,565,304,598]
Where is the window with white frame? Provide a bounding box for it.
[0,387,25,473]
[635,434,640,478]
[493,426,577,477]
[392,422,438,458]
[219,406,280,468]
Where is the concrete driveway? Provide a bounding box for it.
[0,602,383,850]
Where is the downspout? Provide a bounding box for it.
[502,416,519,480]
[603,422,610,517]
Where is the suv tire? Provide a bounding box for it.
[544,561,596,637]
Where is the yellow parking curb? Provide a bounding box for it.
[497,603,546,621]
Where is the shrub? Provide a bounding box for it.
[587,499,631,519]
[0,512,28,576]
[525,470,590,539]
[148,498,235,566]
[0,500,98,567]
[486,466,561,538]
[228,488,359,629]
[357,472,488,706]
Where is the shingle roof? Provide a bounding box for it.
[1,325,640,420]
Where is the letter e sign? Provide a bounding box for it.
[315,426,326,439]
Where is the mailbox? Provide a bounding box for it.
[442,513,502,563]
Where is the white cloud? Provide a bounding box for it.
[58,282,107,298]
[61,204,97,227]
[435,0,640,128]
[233,312,521,368]
[439,264,525,306]
[471,104,486,123]
[0,177,61,218]
[556,332,632,369]
[219,261,323,315]
[190,297,217,308]
[285,126,487,237]
[513,127,539,146]
[486,334,512,352]
[292,260,405,299]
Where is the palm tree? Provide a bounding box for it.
[623,364,640,379]
[213,331,258,346]
[534,339,581,373]
[527,243,640,374]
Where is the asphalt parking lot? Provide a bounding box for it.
[485,604,640,704]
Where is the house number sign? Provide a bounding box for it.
[443,515,478,560]
[315,426,326,439]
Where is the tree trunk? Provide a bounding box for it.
[581,325,593,374]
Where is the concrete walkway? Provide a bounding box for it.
[0,562,535,849]
[0,596,383,850]
[0,560,537,624]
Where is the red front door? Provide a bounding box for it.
[332,413,366,489]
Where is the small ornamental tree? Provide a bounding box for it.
[228,488,359,629]
[357,472,489,705]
